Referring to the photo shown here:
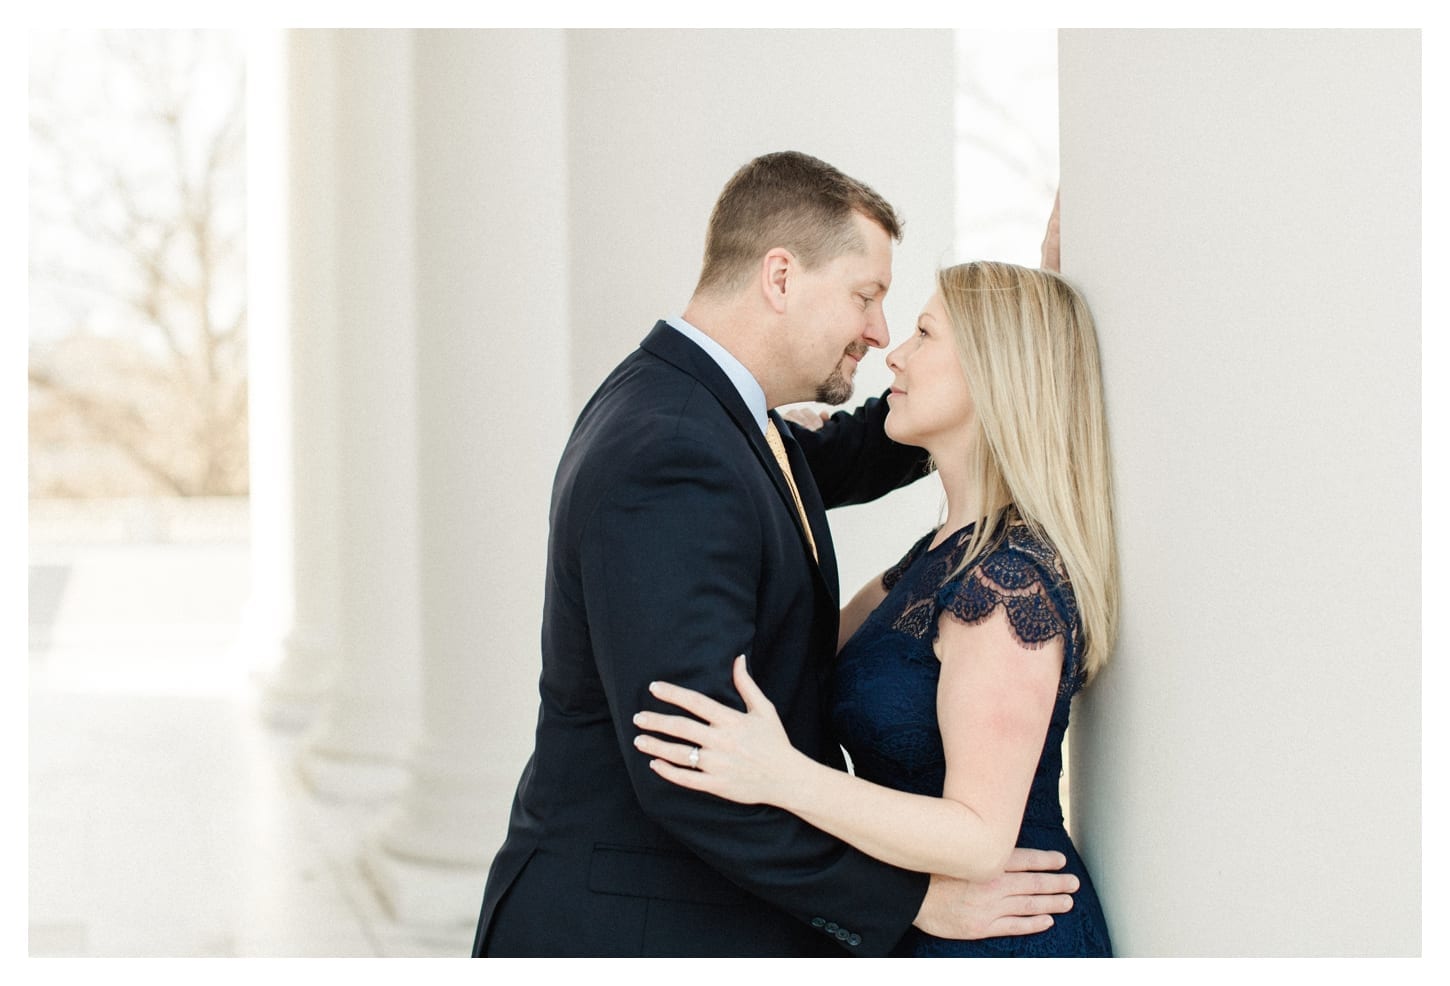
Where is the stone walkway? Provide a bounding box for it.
[27,511,477,957]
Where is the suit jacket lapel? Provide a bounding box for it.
[641,322,763,452]
[770,410,840,600]
[640,323,835,596]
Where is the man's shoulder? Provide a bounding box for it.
[577,350,739,452]
[556,370,759,540]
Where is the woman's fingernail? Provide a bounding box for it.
[632,713,644,725]
[633,735,644,747]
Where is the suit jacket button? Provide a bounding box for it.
[835,928,849,941]
[848,934,861,946]
[811,917,826,929]
[825,922,839,934]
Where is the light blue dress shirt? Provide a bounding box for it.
[665,316,768,435]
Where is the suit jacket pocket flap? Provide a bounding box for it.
[588,844,746,907]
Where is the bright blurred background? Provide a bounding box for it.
[26,28,1056,957]
[29,31,250,685]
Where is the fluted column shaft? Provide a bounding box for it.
[360,29,570,924]
[252,29,344,730]
[294,29,422,800]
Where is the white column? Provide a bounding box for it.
[294,29,423,801]
[361,29,571,926]
[253,29,343,731]
[1060,29,1420,956]
[240,28,295,695]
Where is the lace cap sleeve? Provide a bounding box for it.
[882,529,937,591]
[935,524,1077,654]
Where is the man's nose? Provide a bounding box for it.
[865,310,890,349]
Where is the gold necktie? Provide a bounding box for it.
[765,419,818,562]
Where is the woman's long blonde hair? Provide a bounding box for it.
[939,261,1119,681]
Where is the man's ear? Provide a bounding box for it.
[760,247,794,314]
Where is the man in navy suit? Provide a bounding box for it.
[473,151,1078,957]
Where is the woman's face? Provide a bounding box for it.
[883,290,976,453]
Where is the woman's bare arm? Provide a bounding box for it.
[634,607,1063,882]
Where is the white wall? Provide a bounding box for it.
[1061,29,1421,956]
[562,29,957,596]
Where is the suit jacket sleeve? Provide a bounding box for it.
[790,391,931,508]
[578,430,929,956]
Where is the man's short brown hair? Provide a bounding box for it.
[695,151,903,296]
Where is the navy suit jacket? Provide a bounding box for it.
[473,322,932,957]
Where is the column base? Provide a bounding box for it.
[360,836,488,929]
[257,684,325,732]
[254,630,338,731]
[367,758,519,867]
[295,746,411,803]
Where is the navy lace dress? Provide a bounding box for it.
[830,522,1112,957]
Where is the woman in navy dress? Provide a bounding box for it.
[633,259,1118,956]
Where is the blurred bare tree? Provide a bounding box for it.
[28,30,247,498]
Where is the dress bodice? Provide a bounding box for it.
[829,521,1112,957]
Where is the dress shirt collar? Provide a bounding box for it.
[664,316,768,434]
